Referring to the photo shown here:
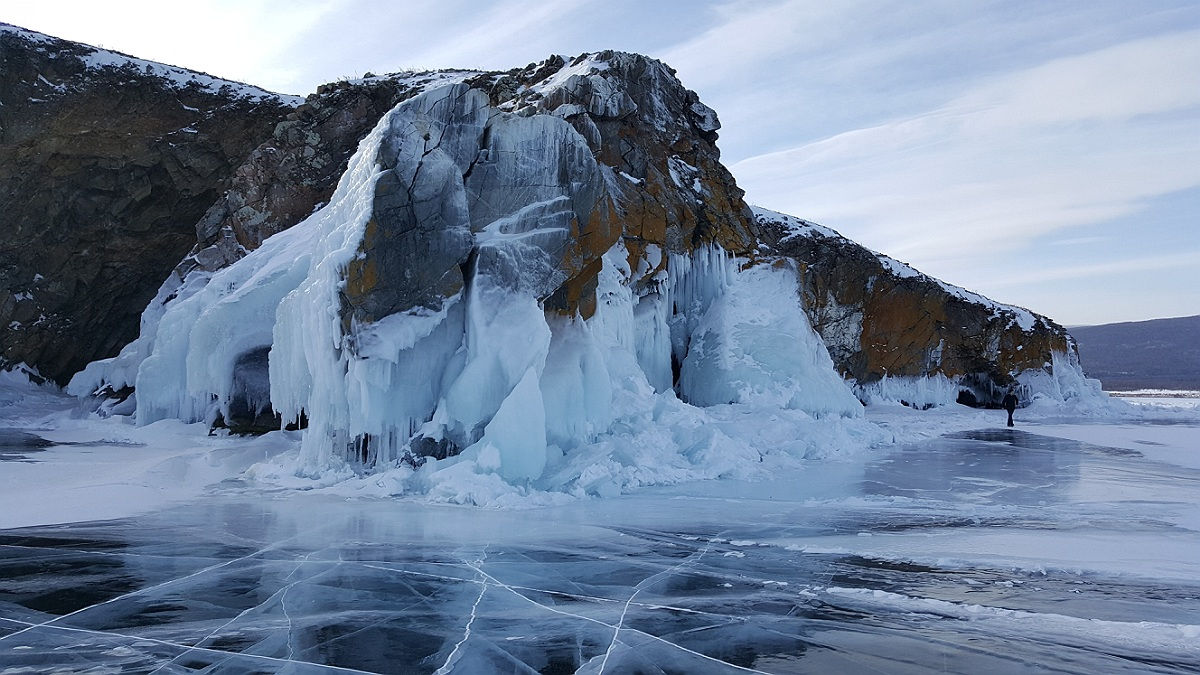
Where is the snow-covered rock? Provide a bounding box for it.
[754,207,1083,408]
[72,51,854,484]
[57,45,1102,491]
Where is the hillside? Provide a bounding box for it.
[1070,315,1200,390]
[0,23,298,383]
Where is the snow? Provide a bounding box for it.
[347,68,481,93]
[1,366,299,529]
[2,22,302,105]
[751,206,843,242]
[77,43,303,104]
[752,205,1041,331]
[0,23,53,45]
[527,54,611,97]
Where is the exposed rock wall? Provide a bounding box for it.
[0,24,297,384]
[178,75,472,280]
[4,26,1082,415]
[175,52,759,323]
[755,208,1073,405]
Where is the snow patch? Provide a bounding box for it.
[2,22,302,104]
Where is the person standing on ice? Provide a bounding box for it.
[1002,388,1019,427]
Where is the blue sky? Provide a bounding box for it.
[6,0,1198,326]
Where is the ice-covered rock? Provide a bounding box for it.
[73,51,849,485]
[753,206,1085,408]
[61,45,1098,491]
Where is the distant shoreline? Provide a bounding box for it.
[1108,390,1200,399]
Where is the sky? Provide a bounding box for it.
[4,0,1198,326]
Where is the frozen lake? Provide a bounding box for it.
[1,422,1198,673]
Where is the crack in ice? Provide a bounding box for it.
[359,555,773,673]
[434,548,489,675]
[145,548,332,675]
[597,536,716,673]
[0,618,382,674]
[0,517,349,647]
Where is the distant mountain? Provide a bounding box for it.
[1070,315,1200,390]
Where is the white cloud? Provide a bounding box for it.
[660,0,872,90]
[951,28,1200,130]
[731,28,1200,265]
[976,250,1200,290]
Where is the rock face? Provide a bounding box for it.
[0,24,298,384]
[755,208,1073,406]
[77,51,866,476]
[36,37,1091,478]
[178,75,461,280]
[174,52,758,324]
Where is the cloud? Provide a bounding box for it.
[977,250,1200,289]
[730,27,1200,264]
[399,0,597,69]
[951,29,1200,130]
[660,0,873,90]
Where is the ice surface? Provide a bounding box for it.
[1,400,1197,673]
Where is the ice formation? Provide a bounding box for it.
[70,75,863,488]
[67,54,1105,496]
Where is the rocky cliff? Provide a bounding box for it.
[71,51,870,471]
[0,24,298,384]
[0,32,1084,461]
[755,208,1072,406]
[132,53,1065,418]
